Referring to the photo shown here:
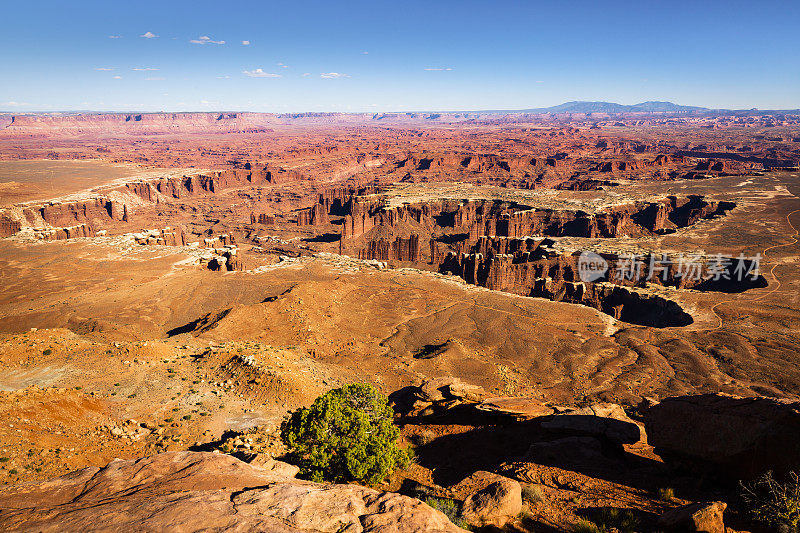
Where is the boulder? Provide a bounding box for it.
[248,454,301,477]
[461,476,522,528]
[541,403,643,445]
[658,501,727,533]
[417,377,454,402]
[645,393,800,479]
[476,396,554,419]
[447,381,487,403]
[0,451,466,532]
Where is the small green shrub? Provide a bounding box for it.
[522,483,546,505]
[597,507,640,533]
[658,487,675,501]
[42,349,52,356]
[412,429,435,446]
[573,519,602,533]
[424,497,470,529]
[281,383,411,485]
[576,508,640,533]
[741,470,800,532]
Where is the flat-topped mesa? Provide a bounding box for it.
[470,195,736,239]
[32,223,95,241]
[25,198,126,228]
[203,234,236,248]
[592,154,684,174]
[124,162,305,202]
[133,227,186,247]
[1,112,276,136]
[390,152,576,189]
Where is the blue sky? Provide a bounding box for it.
[2,0,798,112]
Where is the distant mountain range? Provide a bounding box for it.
[513,101,709,114]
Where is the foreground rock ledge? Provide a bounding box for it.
[0,451,466,532]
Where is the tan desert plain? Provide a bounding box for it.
[0,109,798,532]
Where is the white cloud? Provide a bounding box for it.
[140,31,158,39]
[302,72,311,77]
[216,75,231,79]
[132,67,159,71]
[241,40,250,45]
[243,68,281,78]
[424,67,453,71]
[190,36,225,45]
[277,62,288,68]
[362,51,369,55]
[112,75,122,79]
[108,35,122,39]
[320,72,349,79]
[94,67,114,71]
[1,101,29,107]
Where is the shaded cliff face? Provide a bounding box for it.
[437,236,765,327]
[336,194,737,262]
[327,192,751,327]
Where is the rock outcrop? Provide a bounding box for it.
[0,451,466,532]
[0,213,21,237]
[645,393,800,479]
[133,227,186,247]
[658,501,727,533]
[456,472,522,528]
[32,223,95,240]
[540,403,644,445]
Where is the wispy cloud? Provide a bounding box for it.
[108,35,122,39]
[243,68,281,78]
[362,51,369,54]
[277,62,288,68]
[94,67,114,71]
[302,72,311,77]
[320,72,349,79]
[216,75,231,79]
[112,75,122,79]
[241,40,250,45]
[1,101,29,107]
[190,35,225,45]
[132,67,159,71]
[140,31,158,39]
[424,67,453,71]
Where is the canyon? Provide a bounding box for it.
[0,110,798,532]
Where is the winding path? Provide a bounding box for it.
[704,206,800,331]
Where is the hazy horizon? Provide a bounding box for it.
[3,0,799,113]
